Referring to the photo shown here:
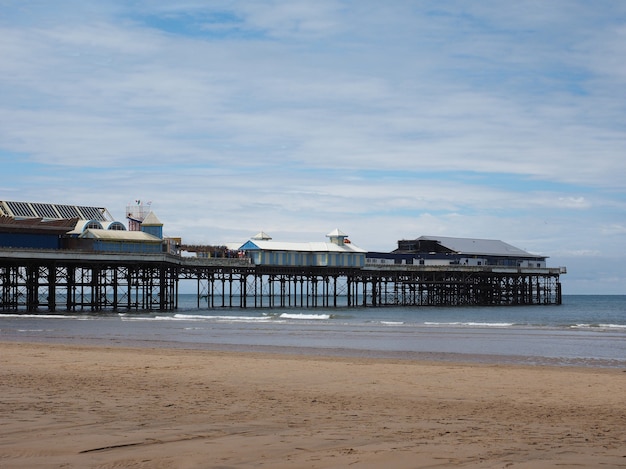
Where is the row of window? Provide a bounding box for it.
[253,251,364,267]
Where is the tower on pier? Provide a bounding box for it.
[126,200,163,239]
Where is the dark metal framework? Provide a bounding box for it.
[360,269,561,307]
[1,254,562,312]
[0,260,178,312]
[171,265,562,310]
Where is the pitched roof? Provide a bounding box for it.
[326,228,347,238]
[417,236,544,258]
[251,231,272,240]
[0,215,78,233]
[241,239,366,254]
[79,229,162,242]
[141,211,162,226]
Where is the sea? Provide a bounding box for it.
[1,295,625,368]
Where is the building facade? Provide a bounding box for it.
[367,235,547,268]
[240,229,366,267]
[0,200,168,254]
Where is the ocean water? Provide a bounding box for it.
[1,295,625,368]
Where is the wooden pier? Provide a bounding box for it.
[1,249,563,312]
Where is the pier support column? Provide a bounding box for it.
[26,265,38,312]
[47,264,56,312]
[371,277,377,306]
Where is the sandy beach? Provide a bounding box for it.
[1,342,624,468]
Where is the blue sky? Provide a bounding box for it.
[1,1,625,294]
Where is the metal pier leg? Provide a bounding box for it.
[47,263,56,312]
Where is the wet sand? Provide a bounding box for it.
[1,342,625,468]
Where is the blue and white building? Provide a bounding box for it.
[240,229,366,267]
[0,199,169,254]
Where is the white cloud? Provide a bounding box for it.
[236,0,345,39]
[555,197,591,209]
[601,224,626,236]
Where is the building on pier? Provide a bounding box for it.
[367,235,547,268]
[75,229,164,253]
[0,200,113,250]
[0,199,172,254]
[239,229,366,267]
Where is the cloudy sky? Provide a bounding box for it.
[1,1,625,294]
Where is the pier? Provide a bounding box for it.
[1,249,563,312]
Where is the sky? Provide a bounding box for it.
[1,1,625,294]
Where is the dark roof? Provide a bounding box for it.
[0,200,112,221]
[397,235,546,259]
[0,216,78,234]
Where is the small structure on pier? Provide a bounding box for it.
[126,201,163,238]
[239,229,366,267]
[77,229,164,253]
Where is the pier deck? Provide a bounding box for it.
[1,249,563,312]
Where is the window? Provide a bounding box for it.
[31,203,60,219]
[78,206,106,221]
[56,205,82,219]
[85,220,103,230]
[6,201,35,217]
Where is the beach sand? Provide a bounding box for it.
[1,342,625,468]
